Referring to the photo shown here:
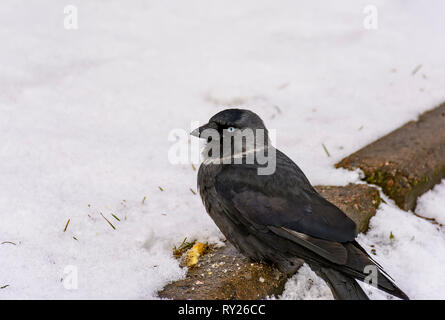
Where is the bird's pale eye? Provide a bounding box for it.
[227,127,235,133]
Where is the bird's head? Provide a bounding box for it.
[191,108,268,141]
[191,108,276,174]
[191,108,271,163]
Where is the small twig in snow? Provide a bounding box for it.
[412,64,422,75]
[64,219,70,232]
[322,143,331,157]
[100,212,116,230]
[1,241,16,246]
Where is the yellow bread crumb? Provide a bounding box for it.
[186,242,207,267]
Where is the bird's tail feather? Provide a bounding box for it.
[341,242,410,300]
[315,267,369,300]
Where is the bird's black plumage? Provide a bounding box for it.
[193,108,409,300]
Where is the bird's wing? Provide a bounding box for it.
[267,226,348,264]
[213,161,357,264]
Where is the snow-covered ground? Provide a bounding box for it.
[1,0,444,299]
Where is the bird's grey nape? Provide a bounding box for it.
[199,127,277,175]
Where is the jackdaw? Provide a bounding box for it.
[191,108,408,300]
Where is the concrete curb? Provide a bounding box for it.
[336,103,445,211]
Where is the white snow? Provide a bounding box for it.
[417,180,445,226]
[275,264,334,300]
[1,0,445,299]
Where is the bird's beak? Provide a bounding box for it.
[190,123,213,138]
[190,127,201,137]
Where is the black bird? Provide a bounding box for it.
[192,108,408,300]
